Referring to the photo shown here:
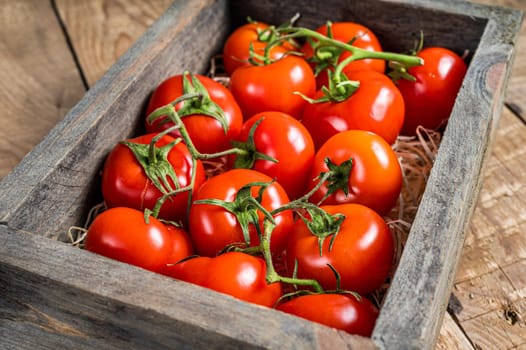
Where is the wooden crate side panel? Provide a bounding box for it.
[0,226,376,350]
[0,0,230,240]
[372,6,523,350]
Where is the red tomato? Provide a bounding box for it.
[189,169,293,257]
[162,252,282,307]
[302,70,405,148]
[308,130,402,216]
[277,293,379,336]
[286,203,394,294]
[101,133,206,223]
[301,22,385,89]
[163,224,194,265]
[230,55,316,120]
[223,22,295,75]
[145,74,243,154]
[85,207,174,272]
[396,47,467,136]
[230,111,315,199]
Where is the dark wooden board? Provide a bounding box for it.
[0,0,523,349]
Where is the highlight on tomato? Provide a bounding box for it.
[161,251,282,308]
[188,168,294,257]
[230,111,315,199]
[101,133,206,223]
[145,72,243,154]
[286,203,394,295]
[84,207,175,273]
[308,130,402,216]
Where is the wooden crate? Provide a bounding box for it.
[0,0,522,348]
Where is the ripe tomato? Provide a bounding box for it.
[308,130,402,216]
[162,224,194,266]
[396,47,467,136]
[230,55,316,120]
[276,293,379,336]
[302,21,386,89]
[223,21,296,75]
[101,133,206,223]
[145,73,243,154]
[189,169,293,257]
[85,207,174,272]
[162,252,282,307]
[302,70,405,148]
[286,203,394,295]
[230,111,315,199]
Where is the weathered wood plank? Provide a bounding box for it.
[435,312,475,350]
[55,0,173,86]
[372,2,523,349]
[0,225,376,349]
[0,0,230,239]
[0,0,85,179]
[471,0,526,120]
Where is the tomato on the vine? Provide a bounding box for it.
[85,207,174,273]
[230,55,316,120]
[222,21,296,76]
[395,47,467,136]
[277,293,379,336]
[162,251,282,308]
[145,73,243,154]
[229,111,315,199]
[302,70,405,148]
[188,169,293,257]
[301,21,386,89]
[308,130,402,216]
[101,133,206,223]
[286,203,394,295]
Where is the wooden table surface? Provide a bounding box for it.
[0,0,524,348]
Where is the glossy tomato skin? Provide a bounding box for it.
[145,74,243,154]
[302,22,385,89]
[101,133,206,223]
[397,47,467,136]
[162,252,282,307]
[308,130,402,216]
[162,224,194,266]
[189,169,293,257]
[277,293,379,336]
[302,70,405,148]
[85,207,174,272]
[230,111,315,199]
[230,55,316,120]
[286,203,394,295]
[222,22,295,75]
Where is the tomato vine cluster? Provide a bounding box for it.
[83,16,467,337]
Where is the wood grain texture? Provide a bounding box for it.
[447,106,526,349]
[436,313,475,350]
[0,225,376,350]
[55,0,173,86]
[0,0,85,179]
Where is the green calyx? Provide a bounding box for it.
[193,181,276,247]
[317,157,354,204]
[121,138,181,195]
[177,71,229,134]
[230,118,279,169]
[298,205,345,257]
